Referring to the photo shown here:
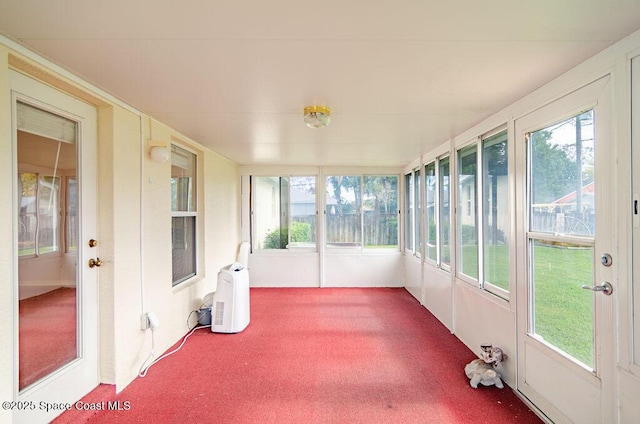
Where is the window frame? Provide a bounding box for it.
[453,126,510,299]
[438,155,452,271]
[457,142,479,283]
[171,144,198,287]
[362,175,400,251]
[18,169,68,259]
[424,161,437,264]
[251,175,318,252]
[404,172,414,253]
[414,168,422,258]
[481,127,510,298]
[326,173,399,252]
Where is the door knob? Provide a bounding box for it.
[581,281,613,296]
[88,258,103,268]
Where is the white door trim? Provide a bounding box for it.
[10,70,99,424]
[514,74,616,424]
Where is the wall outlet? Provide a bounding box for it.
[140,312,160,330]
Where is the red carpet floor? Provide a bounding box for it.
[19,287,77,390]
[55,288,541,423]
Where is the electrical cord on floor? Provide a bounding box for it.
[137,327,156,377]
[138,309,211,378]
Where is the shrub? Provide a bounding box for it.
[263,222,312,249]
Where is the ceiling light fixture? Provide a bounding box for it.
[303,105,331,129]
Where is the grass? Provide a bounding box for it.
[532,242,593,366]
[459,242,593,366]
[18,246,58,256]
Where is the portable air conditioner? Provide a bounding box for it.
[209,242,250,333]
[210,264,250,333]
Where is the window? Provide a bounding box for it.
[414,169,421,256]
[253,176,316,249]
[171,145,197,286]
[18,173,60,257]
[327,175,398,249]
[439,157,451,268]
[528,112,595,366]
[16,101,77,258]
[404,172,414,251]
[404,169,420,254]
[327,176,362,247]
[424,162,437,262]
[363,176,398,248]
[66,177,78,252]
[423,156,452,270]
[482,130,509,293]
[452,128,510,297]
[458,144,478,280]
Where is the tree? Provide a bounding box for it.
[363,176,398,214]
[327,176,361,215]
[531,130,579,204]
[484,136,508,244]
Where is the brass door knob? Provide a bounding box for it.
[89,239,98,248]
[88,258,103,268]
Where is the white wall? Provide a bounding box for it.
[324,252,403,287]
[0,40,241,418]
[103,116,241,391]
[250,253,320,287]
[403,255,421,301]
[421,262,453,331]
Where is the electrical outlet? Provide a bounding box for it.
[140,312,160,330]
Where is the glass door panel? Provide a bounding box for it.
[529,110,595,369]
[530,240,594,367]
[17,103,78,391]
[12,69,98,424]
[528,110,596,368]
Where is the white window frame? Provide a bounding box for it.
[326,173,400,252]
[251,175,318,252]
[480,126,510,299]
[171,144,198,286]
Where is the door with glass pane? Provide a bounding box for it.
[11,71,98,423]
[515,76,615,424]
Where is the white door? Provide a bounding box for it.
[515,76,615,423]
[11,70,98,423]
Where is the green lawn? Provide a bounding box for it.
[532,243,593,366]
[18,246,58,256]
[460,242,593,366]
[460,244,510,290]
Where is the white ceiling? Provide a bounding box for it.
[2,1,640,167]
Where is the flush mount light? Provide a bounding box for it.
[303,105,331,129]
